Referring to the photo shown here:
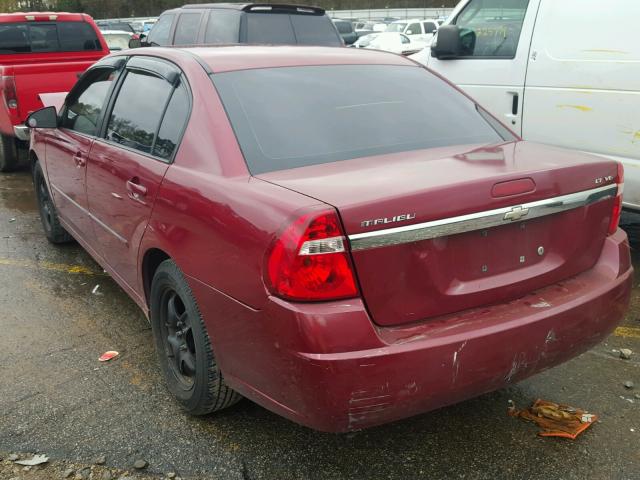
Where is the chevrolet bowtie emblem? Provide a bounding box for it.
[504,206,529,221]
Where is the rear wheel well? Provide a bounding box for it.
[143,248,171,305]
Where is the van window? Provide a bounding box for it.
[147,14,173,45]
[454,0,530,58]
[174,13,201,45]
[290,15,342,46]
[204,10,240,43]
[106,71,174,155]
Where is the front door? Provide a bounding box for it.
[86,57,190,295]
[46,67,118,244]
[426,0,540,135]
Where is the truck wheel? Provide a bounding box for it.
[150,259,242,415]
[33,161,73,244]
[0,134,19,172]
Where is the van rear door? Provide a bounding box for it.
[422,0,541,136]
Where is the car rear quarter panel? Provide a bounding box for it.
[137,51,321,308]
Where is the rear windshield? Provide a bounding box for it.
[0,22,101,54]
[213,65,513,174]
[245,13,342,46]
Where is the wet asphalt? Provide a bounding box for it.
[0,170,639,480]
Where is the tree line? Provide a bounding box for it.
[3,0,458,19]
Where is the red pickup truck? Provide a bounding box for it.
[0,12,108,171]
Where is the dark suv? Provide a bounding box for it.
[138,3,342,47]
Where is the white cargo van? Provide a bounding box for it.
[411,0,640,210]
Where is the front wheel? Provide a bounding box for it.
[33,161,72,244]
[150,259,241,415]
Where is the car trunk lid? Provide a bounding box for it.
[257,141,620,326]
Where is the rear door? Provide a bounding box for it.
[426,0,540,135]
[86,56,190,293]
[46,64,120,244]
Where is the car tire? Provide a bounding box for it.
[0,134,19,172]
[150,259,242,415]
[33,161,73,244]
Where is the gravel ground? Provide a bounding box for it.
[1,170,639,480]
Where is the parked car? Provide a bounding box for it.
[0,12,109,171]
[411,0,640,211]
[101,30,134,51]
[351,32,379,49]
[386,18,438,43]
[364,32,425,56]
[135,3,342,48]
[332,19,357,45]
[95,19,136,34]
[26,45,631,432]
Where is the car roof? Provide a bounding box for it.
[175,45,416,73]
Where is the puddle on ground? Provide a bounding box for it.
[0,172,37,213]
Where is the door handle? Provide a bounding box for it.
[511,93,519,115]
[73,151,86,168]
[126,177,148,203]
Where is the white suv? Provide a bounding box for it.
[386,18,438,44]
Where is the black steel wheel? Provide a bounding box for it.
[150,259,241,415]
[32,161,72,244]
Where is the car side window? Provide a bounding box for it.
[173,12,201,45]
[406,23,421,35]
[153,82,189,161]
[204,10,240,43]
[147,14,174,45]
[454,0,530,58]
[105,70,174,155]
[423,21,437,34]
[61,68,117,136]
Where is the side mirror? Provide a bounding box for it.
[26,106,58,129]
[430,25,476,60]
[128,37,142,49]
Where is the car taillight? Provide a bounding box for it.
[266,209,358,301]
[1,76,18,111]
[608,162,624,236]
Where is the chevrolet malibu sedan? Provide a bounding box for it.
[27,46,632,432]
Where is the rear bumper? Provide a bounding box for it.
[218,230,632,432]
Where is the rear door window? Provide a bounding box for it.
[147,14,173,45]
[454,0,530,58]
[204,10,241,43]
[105,70,174,155]
[153,82,190,161]
[0,21,100,53]
[173,12,201,45]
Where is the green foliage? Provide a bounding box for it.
[1,0,457,18]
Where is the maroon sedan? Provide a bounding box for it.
[27,46,631,432]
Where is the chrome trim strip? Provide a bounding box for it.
[51,184,128,245]
[348,184,617,251]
